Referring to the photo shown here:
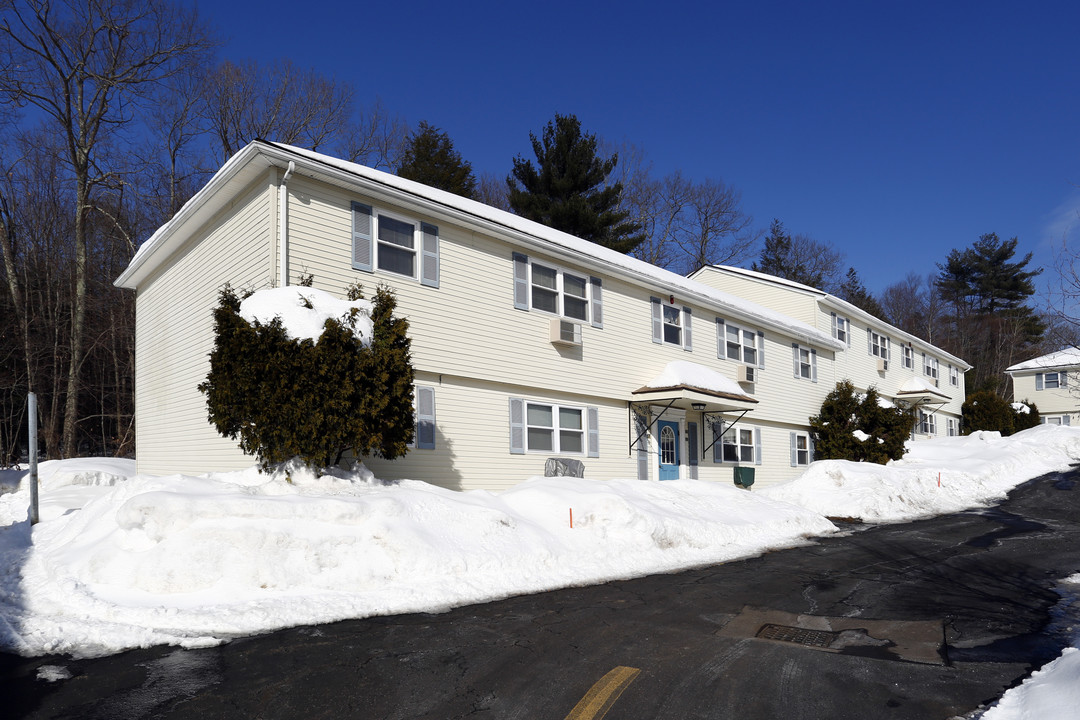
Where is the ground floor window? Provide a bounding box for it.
[723,428,755,463]
[527,403,583,453]
[946,416,957,437]
[1042,415,1072,426]
[790,432,811,466]
[919,410,937,435]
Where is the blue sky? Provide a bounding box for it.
[200,0,1080,296]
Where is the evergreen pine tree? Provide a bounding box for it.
[507,113,644,254]
[837,267,886,319]
[810,380,914,463]
[396,121,478,199]
[752,219,842,289]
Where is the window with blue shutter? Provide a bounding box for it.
[420,223,439,287]
[351,202,373,272]
[415,386,436,449]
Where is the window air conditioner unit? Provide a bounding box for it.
[877,358,888,372]
[550,319,582,346]
[737,365,756,383]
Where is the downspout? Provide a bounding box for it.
[278,161,296,287]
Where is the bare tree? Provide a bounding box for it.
[0,0,213,456]
[202,58,356,162]
[475,171,511,211]
[340,97,409,171]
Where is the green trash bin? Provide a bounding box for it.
[733,466,755,489]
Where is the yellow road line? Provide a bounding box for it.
[564,665,641,720]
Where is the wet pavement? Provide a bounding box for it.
[4,468,1080,719]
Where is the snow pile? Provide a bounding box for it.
[238,286,372,343]
[642,360,748,397]
[762,425,1080,522]
[0,464,833,657]
[981,648,1080,719]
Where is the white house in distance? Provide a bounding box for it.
[115,140,969,492]
[1006,348,1080,426]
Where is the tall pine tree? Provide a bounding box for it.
[837,267,886,319]
[752,219,843,289]
[507,114,644,253]
[396,121,477,198]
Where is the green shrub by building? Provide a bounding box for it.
[198,282,414,470]
[810,380,915,463]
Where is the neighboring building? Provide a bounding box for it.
[688,266,969,439]
[115,140,969,491]
[1006,349,1080,426]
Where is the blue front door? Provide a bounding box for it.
[658,420,680,480]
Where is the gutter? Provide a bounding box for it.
[278,161,295,287]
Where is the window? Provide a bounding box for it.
[923,354,939,383]
[869,330,890,369]
[529,262,590,322]
[946,417,957,437]
[1037,372,1067,390]
[832,313,850,345]
[414,386,436,449]
[660,425,677,465]
[663,305,682,345]
[1042,415,1071,426]
[513,253,602,327]
[790,432,811,467]
[902,345,913,370]
[949,364,959,387]
[792,344,817,381]
[723,428,755,463]
[510,398,599,456]
[352,203,439,286]
[651,298,693,350]
[718,319,761,365]
[919,410,937,435]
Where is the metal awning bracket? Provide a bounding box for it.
[628,399,676,456]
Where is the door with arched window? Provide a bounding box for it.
[658,420,680,480]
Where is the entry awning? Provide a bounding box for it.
[894,377,951,405]
[632,360,758,413]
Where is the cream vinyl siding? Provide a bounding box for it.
[1012,371,1079,419]
[133,180,275,475]
[691,267,818,325]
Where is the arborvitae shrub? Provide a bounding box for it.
[810,380,915,464]
[1012,400,1041,432]
[198,282,415,470]
[961,390,1015,435]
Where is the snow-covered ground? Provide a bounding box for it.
[2,426,1080,717]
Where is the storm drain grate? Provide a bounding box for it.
[756,623,837,648]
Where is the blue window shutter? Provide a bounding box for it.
[715,318,725,358]
[651,297,662,343]
[635,412,649,480]
[687,421,699,479]
[866,327,873,355]
[712,422,724,463]
[590,277,603,329]
[1064,415,1072,426]
[831,312,837,338]
[512,253,529,310]
[351,202,373,272]
[789,432,797,467]
[587,406,600,458]
[811,349,818,383]
[757,331,765,368]
[1061,372,1068,387]
[886,337,892,363]
[420,222,439,288]
[416,386,436,449]
[754,428,762,466]
[682,307,693,351]
[792,344,799,378]
[1036,373,1044,391]
[509,397,525,454]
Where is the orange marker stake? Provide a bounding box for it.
[570,508,574,529]
[938,472,941,488]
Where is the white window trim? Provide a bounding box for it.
[832,313,850,345]
[352,202,439,286]
[946,417,957,437]
[869,330,890,363]
[722,427,756,464]
[923,354,939,382]
[525,401,586,455]
[949,364,959,387]
[790,431,812,467]
[919,410,937,435]
[528,260,591,323]
[721,319,761,366]
[902,345,914,370]
[792,343,818,382]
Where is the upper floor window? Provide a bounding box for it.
[717,318,762,366]
[923,354,939,383]
[831,313,850,345]
[513,253,602,327]
[792,344,817,382]
[949,364,959,387]
[869,330,890,369]
[651,298,693,351]
[352,202,439,287]
[1037,372,1068,390]
[902,345,914,370]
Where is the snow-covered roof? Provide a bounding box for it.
[639,360,751,400]
[704,264,972,371]
[895,376,951,401]
[1006,348,1080,373]
[117,140,843,351]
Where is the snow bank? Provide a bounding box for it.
[238,286,373,343]
[0,463,833,657]
[762,426,1080,522]
[981,647,1080,719]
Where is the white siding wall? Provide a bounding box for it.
[1013,371,1080,422]
[133,177,276,474]
[690,267,819,325]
